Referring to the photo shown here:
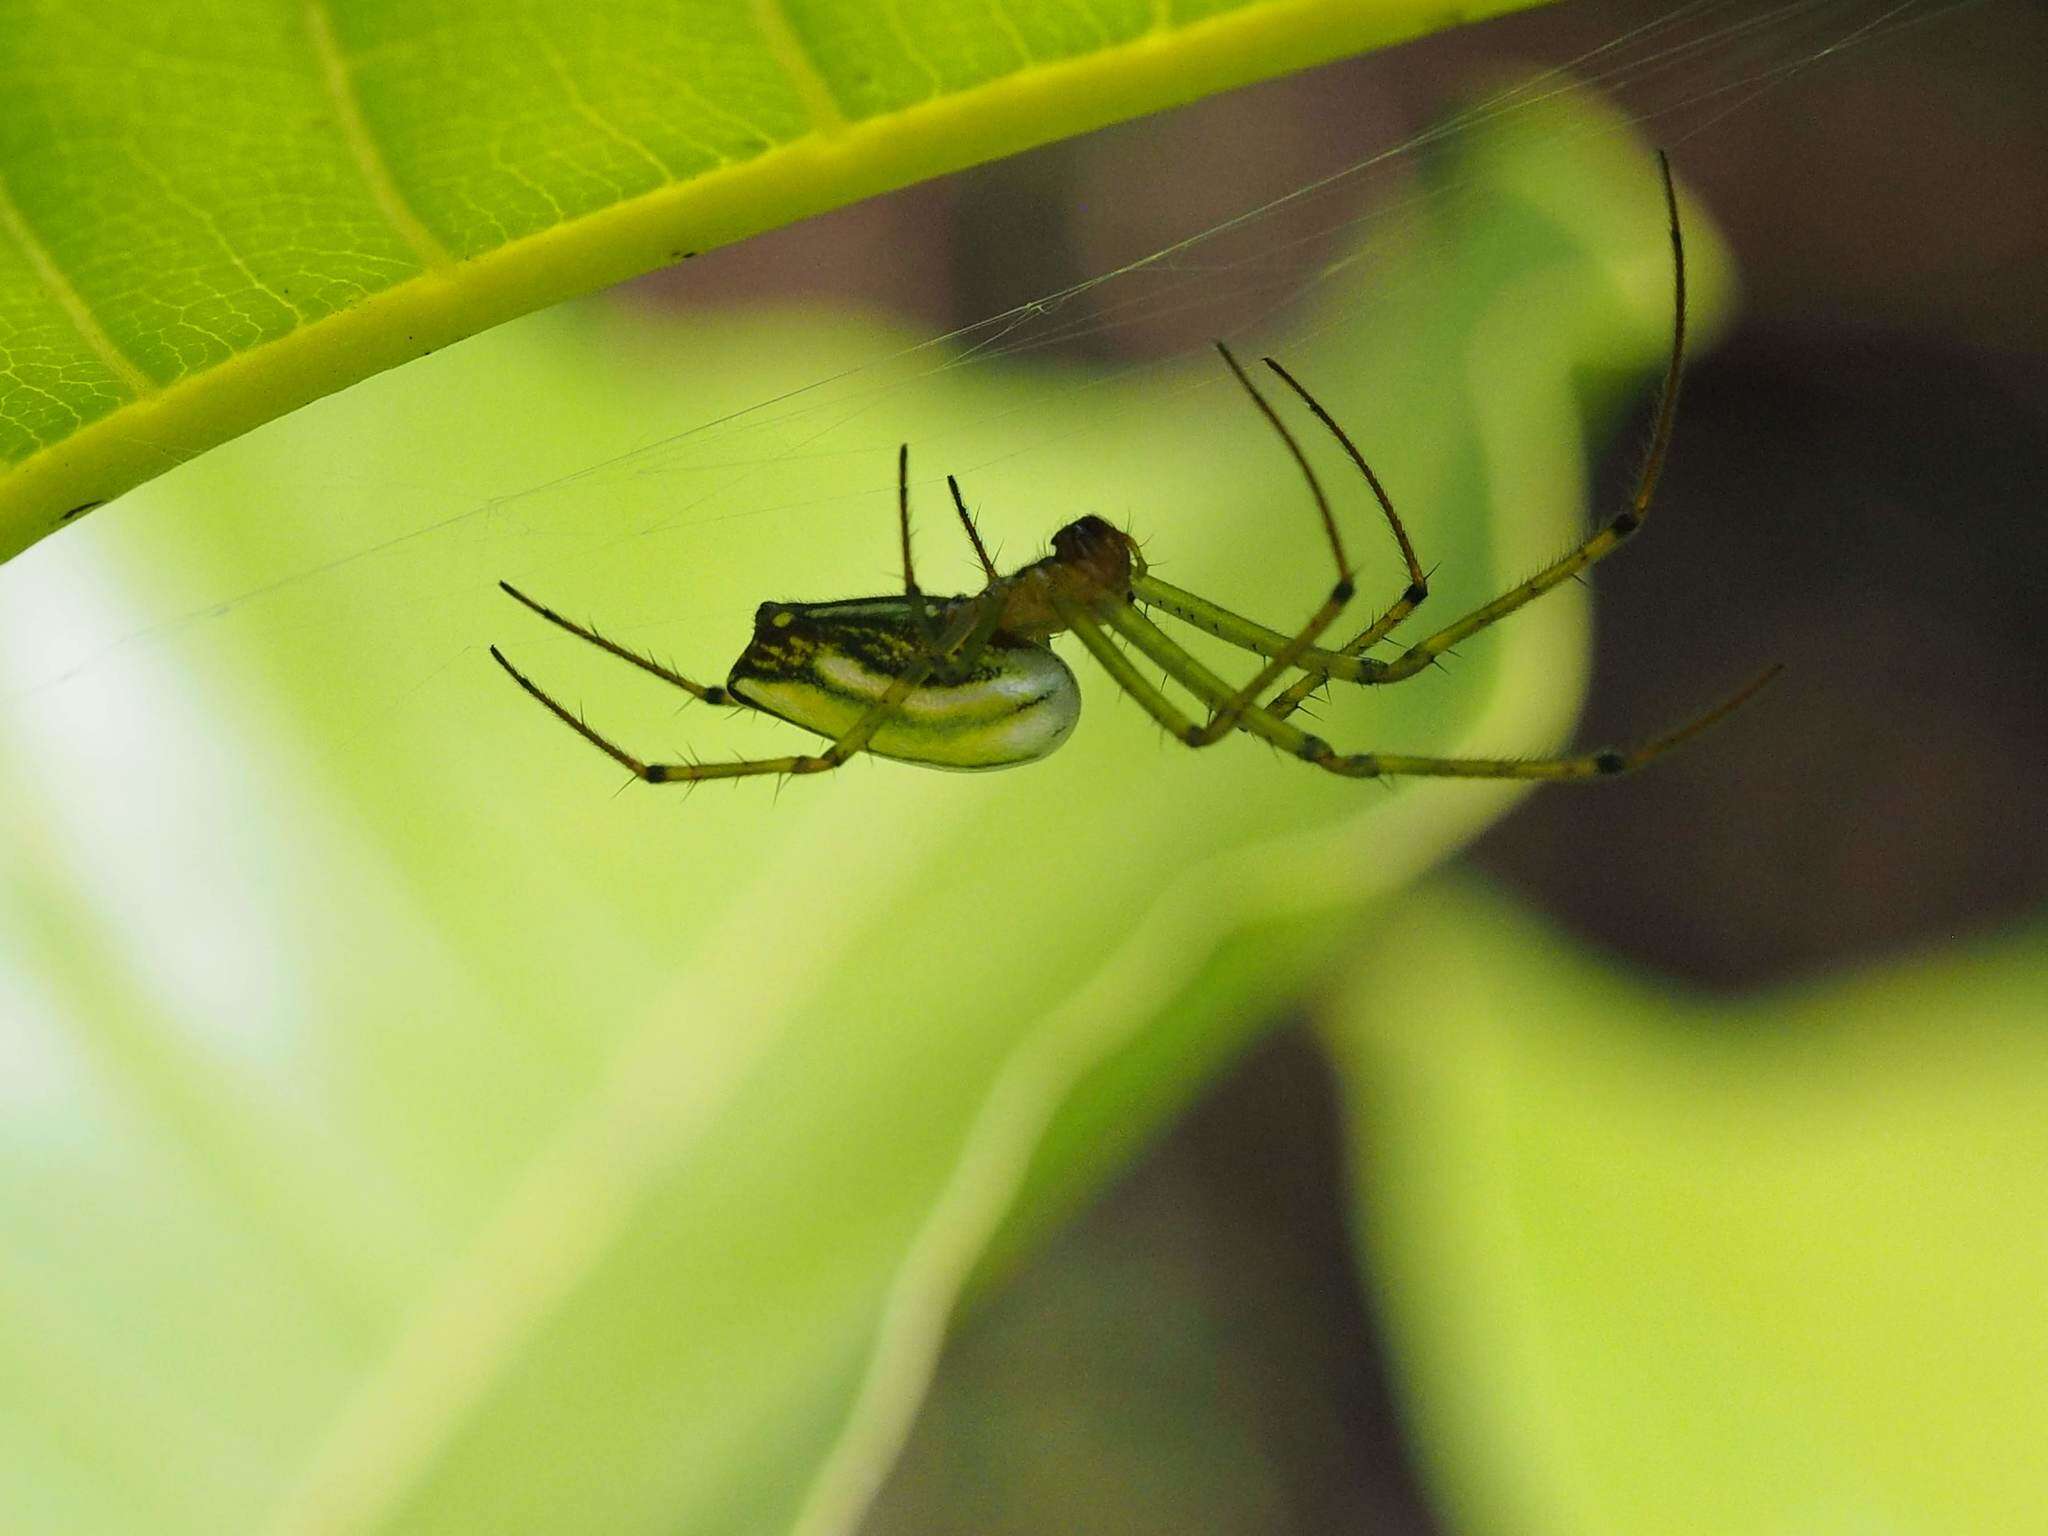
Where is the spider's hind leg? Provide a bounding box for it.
[491,645,861,783]
[493,589,1010,785]
[497,581,731,705]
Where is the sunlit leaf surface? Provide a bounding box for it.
[0,113,1723,1533]
[0,0,1551,558]
[1323,878,2048,1536]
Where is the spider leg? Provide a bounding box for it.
[490,647,829,780]
[491,594,1006,784]
[497,581,731,704]
[1256,353,1430,719]
[1098,600,1283,750]
[946,474,1001,583]
[1181,342,1360,742]
[1260,355,1426,599]
[1262,591,1409,719]
[897,445,952,667]
[1213,340,1352,578]
[898,442,920,596]
[1375,150,1686,685]
[1345,665,1781,780]
[1059,605,1205,742]
[1119,340,1434,710]
[900,450,1001,684]
[1092,598,1775,781]
[1127,574,1387,684]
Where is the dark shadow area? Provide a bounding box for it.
[1478,334,2048,984]
[867,1028,1442,1536]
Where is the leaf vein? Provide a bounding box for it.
[981,0,1039,70]
[302,0,455,271]
[879,0,949,98]
[0,171,153,400]
[749,0,851,135]
[524,23,690,184]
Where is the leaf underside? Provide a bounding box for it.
[0,0,1545,560]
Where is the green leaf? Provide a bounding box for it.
[0,0,1553,561]
[0,103,1724,1533]
[1319,878,2048,1536]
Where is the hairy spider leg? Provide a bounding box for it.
[1255,354,1429,719]
[1059,602,1206,740]
[1260,356,1426,598]
[497,581,731,705]
[1141,151,1685,703]
[490,594,1010,783]
[895,443,957,671]
[896,444,1002,597]
[1128,571,1424,695]
[1170,341,1360,745]
[1083,593,1778,780]
[898,442,920,596]
[1127,349,1429,699]
[899,447,1002,676]
[1368,148,1688,685]
[946,475,1001,582]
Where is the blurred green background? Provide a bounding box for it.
[2,1,2045,1532]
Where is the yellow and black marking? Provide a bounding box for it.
[728,598,1080,771]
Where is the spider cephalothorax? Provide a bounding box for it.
[987,514,1140,639]
[491,153,1776,790]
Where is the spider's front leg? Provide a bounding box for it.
[1068,587,1777,784]
[1156,343,1362,746]
[1258,574,1430,722]
[1312,149,1689,695]
[1254,354,1432,722]
[1126,340,1437,731]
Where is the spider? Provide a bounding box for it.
[490,152,1776,789]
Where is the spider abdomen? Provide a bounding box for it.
[727,598,1080,770]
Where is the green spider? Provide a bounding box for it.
[490,153,1776,789]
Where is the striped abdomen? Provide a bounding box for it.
[726,598,1080,770]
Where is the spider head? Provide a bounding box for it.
[1049,515,1141,589]
[994,515,1143,636]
